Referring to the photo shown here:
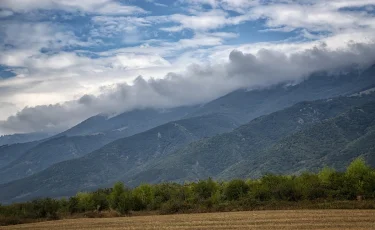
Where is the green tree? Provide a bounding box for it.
[76,192,95,212]
[68,196,79,214]
[31,198,59,219]
[345,158,373,197]
[116,192,133,214]
[192,178,218,201]
[58,198,69,214]
[224,179,249,201]
[318,166,336,185]
[132,184,154,210]
[153,183,181,209]
[296,173,325,200]
[108,182,126,210]
[92,189,110,211]
[108,182,133,214]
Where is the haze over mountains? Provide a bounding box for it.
[0,63,374,203]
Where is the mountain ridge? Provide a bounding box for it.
[0,64,374,203]
[122,94,375,185]
[0,114,239,202]
[1,93,375,203]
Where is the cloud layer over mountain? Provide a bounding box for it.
[0,0,375,134]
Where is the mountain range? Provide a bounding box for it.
[0,106,198,183]
[121,94,375,185]
[0,64,374,203]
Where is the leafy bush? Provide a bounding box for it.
[225,179,249,201]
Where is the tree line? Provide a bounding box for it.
[1,158,375,226]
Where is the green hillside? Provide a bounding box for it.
[240,102,375,177]
[0,134,114,184]
[124,94,375,184]
[0,141,40,169]
[0,114,238,203]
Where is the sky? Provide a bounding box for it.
[0,0,375,135]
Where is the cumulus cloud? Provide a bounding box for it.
[0,0,146,15]
[0,21,100,71]
[1,41,375,134]
[180,0,375,36]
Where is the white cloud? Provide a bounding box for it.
[112,53,171,69]
[96,31,235,59]
[0,49,177,121]
[0,0,146,15]
[250,3,375,34]
[0,21,101,73]
[90,16,152,44]
[180,0,375,36]
[160,9,251,32]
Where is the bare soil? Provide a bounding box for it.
[2,210,375,230]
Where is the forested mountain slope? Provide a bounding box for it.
[123,94,375,185]
[239,101,375,178]
[0,134,113,184]
[0,114,238,203]
[0,107,198,182]
[0,141,41,169]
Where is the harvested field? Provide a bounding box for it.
[2,210,375,230]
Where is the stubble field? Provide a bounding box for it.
[2,210,375,230]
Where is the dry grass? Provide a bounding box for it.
[2,210,375,230]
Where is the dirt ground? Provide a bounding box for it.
[2,210,375,230]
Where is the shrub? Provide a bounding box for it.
[192,178,219,201]
[132,184,154,210]
[225,179,249,201]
